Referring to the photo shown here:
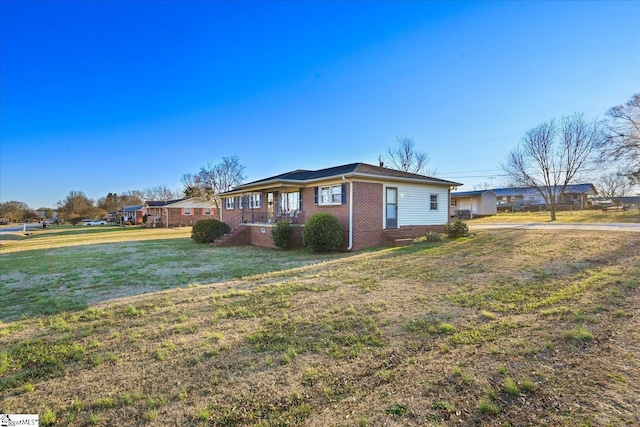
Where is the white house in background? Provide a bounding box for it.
[450,190,497,217]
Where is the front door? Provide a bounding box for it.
[386,187,397,228]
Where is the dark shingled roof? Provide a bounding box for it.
[228,162,461,193]
[145,198,187,207]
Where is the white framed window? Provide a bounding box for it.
[183,208,192,216]
[238,196,244,209]
[319,185,343,205]
[204,208,212,216]
[249,194,262,208]
[430,194,438,211]
[225,197,235,209]
[280,192,299,211]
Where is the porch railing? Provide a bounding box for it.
[223,210,305,230]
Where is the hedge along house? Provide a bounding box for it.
[143,197,218,227]
[218,162,462,250]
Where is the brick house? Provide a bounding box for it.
[218,162,462,250]
[143,197,217,227]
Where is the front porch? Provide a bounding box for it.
[222,187,305,227]
[231,209,305,226]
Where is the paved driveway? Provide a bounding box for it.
[468,222,640,232]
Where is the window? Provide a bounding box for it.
[430,194,438,211]
[249,194,262,208]
[319,185,343,205]
[204,208,211,216]
[238,196,244,209]
[225,197,235,209]
[280,192,300,212]
[183,208,192,216]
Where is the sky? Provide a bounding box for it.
[1,0,639,209]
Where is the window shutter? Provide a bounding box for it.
[314,187,318,205]
[298,190,302,211]
[341,183,347,204]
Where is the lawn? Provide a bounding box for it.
[1,226,639,426]
[0,226,349,321]
[468,208,640,223]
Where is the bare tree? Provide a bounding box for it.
[57,191,104,223]
[385,137,433,175]
[602,93,640,184]
[595,171,633,200]
[142,185,181,202]
[181,155,246,211]
[473,182,492,191]
[502,113,603,220]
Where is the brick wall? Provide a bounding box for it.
[166,208,217,227]
[248,224,304,249]
[300,182,387,251]
[351,181,384,250]
[301,186,350,250]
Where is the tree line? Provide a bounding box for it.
[2,94,637,223]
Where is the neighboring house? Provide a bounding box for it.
[123,205,144,224]
[218,162,462,250]
[492,184,596,211]
[450,190,497,217]
[143,197,217,227]
[613,196,640,209]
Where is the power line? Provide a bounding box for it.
[426,134,523,151]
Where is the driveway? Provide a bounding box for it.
[0,223,44,233]
[468,222,640,232]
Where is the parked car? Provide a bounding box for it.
[82,220,107,226]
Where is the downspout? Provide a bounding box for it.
[342,176,353,251]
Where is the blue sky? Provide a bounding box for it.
[1,0,639,209]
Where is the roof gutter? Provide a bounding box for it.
[342,175,353,251]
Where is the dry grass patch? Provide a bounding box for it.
[468,209,640,224]
[1,230,639,426]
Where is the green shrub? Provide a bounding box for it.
[424,232,442,242]
[302,213,343,252]
[191,219,231,244]
[444,219,469,238]
[271,220,293,249]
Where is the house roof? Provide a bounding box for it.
[615,196,640,204]
[491,184,596,197]
[123,205,144,212]
[451,190,497,198]
[144,197,216,208]
[145,198,188,207]
[223,162,462,194]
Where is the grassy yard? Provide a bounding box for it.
[468,208,640,224]
[1,227,639,426]
[0,226,348,321]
